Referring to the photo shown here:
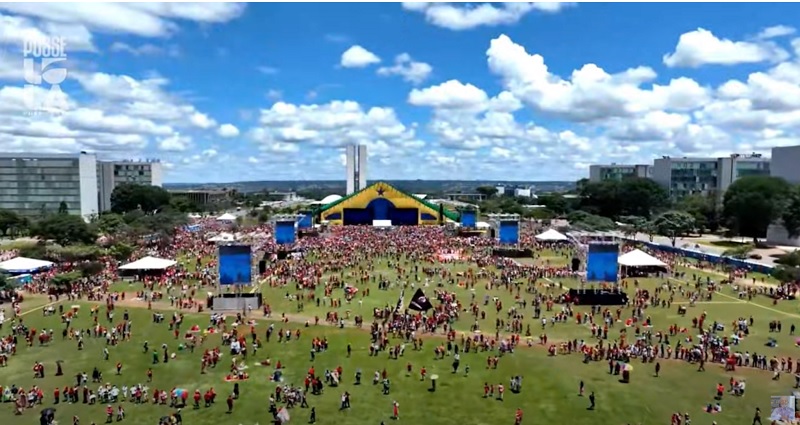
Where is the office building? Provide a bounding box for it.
[97,160,163,212]
[770,145,800,185]
[0,152,99,218]
[652,154,770,199]
[168,189,233,207]
[345,144,368,195]
[589,164,652,182]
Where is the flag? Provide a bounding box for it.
[394,289,405,314]
[408,288,433,311]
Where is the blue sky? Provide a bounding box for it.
[1,2,800,183]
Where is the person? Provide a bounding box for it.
[233,383,239,399]
[515,408,523,425]
[588,392,595,410]
[309,406,316,423]
[655,362,661,377]
[752,406,762,425]
[578,380,584,396]
[226,394,233,413]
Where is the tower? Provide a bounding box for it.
[346,144,368,194]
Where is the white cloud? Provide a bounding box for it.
[190,112,216,129]
[401,2,574,31]
[0,3,245,38]
[0,13,96,52]
[340,45,381,68]
[247,156,260,164]
[217,123,240,138]
[409,79,488,109]
[486,34,710,122]
[377,53,433,85]
[158,133,191,152]
[110,42,179,57]
[663,28,789,68]
[257,66,279,75]
[755,25,796,40]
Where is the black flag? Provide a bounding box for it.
[408,288,433,311]
[394,289,405,314]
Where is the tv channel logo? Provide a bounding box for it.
[22,36,69,116]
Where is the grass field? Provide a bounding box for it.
[0,298,790,425]
[17,246,800,424]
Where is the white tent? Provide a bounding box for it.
[208,232,236,242]
[373,220,392,228]
[118,256,177,271]
[476,221,491,229]
[535,229,569,241]
[0,257,54,273]
[618,249,668,268]
[216,213,237,221]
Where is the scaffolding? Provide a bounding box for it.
[271,214,302,223]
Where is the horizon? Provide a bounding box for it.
[1,3,799,183]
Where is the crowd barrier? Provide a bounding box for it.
[634,240,775,275]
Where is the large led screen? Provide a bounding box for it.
[461,210,477,227]
[499,221,519,245]
[275,221,296,245]
[586,243,619,282]
[219,244,252,285]
[297,212,312,229]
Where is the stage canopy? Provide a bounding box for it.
[0,256,54,273]
[216,213,237,221]
[618,249,667,268]
[535,229,569,241]
[119,256,177,271]
[373,220,392,228]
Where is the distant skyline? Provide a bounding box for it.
[1,3,799,183]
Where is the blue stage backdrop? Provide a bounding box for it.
[275,221,296,245]
[499,221,519,244]
[219,245,252,285]
[298,211,312,229]
[461,210,477,227]
[586,243,619,282]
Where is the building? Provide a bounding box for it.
[0,152,99,218]
[97,160,163,212]
[770,145,800,185]
[652,154,770,199]
[345,144,368,195]
[589,164,652,182]
[318,181,457,225]
[168,189,232,207]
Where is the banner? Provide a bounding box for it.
[219,245,252,285]
[460,210,477,227]
[408,288,433,311]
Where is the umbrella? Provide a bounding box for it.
[172,389,186,397]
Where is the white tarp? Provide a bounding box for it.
[0,257,54,273]
[476,221,491,229]
[373,220,392,228]
[118,256,177,270]
[216,213,237,221]
[535,229,569,241]
[618,249,668,268]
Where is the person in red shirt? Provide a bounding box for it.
[193,390,201,409]
[420,366,426,381]
[226,394,233,413]
[54,387,60,405]
[515,408,523,425]
[116,362,122,375]
[105,405,113,422]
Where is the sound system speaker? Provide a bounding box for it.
[258,260,266,274]
[571,258,581,272]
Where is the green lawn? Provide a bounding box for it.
[1,301,786,425]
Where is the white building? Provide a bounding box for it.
[97,159,164,212]
[345,144,367,194]
[652,154,770,200]
[589,164,651,182]
[770,145,800,185]
[0,152,99,218]
[767,145,800,247]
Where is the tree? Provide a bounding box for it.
[721,244,755,259]
[537,193,571,215]
[30,214,97,246]
[617,178,670,218]
[96,213,126,235]
[781,185,800,239]
[109,242,134,261]
[58,201,69,214]
[677,194,720,235]
[618,215,647,237]
[651,210,696,247]
[0,273,13,291]
[578,180,621,217]
[722,176,792,242]
[566,210,616,232]
[110,183,172,214]
[170,196,199,213]
[476,186,498,197]
[257,209,272,224]
[0,209,26,237]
